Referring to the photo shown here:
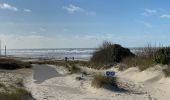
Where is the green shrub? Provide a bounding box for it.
[91,74,117,88]
[154,47,170,64]
[90,41,134,64]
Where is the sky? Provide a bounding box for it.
[0,0,170,49]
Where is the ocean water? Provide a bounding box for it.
[1,48,140,61]
[3,48,96,61]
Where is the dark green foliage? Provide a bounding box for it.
[154,47,170,64]
[90,41,134,64]
[91,74,117,88]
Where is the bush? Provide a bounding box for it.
[90,41,134,64]
[0,58,31,69]
[154,47,170,64]
[91,74,117,88]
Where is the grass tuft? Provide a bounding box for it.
[0,82,34,100]
[91,74,117,88]
[163,68,170,77]
[69,64,81,74]
[123,56,155,71]
[0,88,34,100]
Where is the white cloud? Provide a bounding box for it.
[63,4,84,14]
[0,3,18,11]
[160,14,170,19]
[24,9,31,12]
[62,4,96,16]
[0,33,170,48]
[142,8,157,16]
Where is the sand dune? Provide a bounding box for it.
[24,64,170,100]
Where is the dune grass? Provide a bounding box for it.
[122,56,155,71]
[0,88,34,100]
[0,81,34,100]
[163,68,170,77]
[0,58,31,69]
[122,45,160,71]
[91,74,117,88]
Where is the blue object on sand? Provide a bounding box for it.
[106,71,115,77]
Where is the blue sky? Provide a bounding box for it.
[0,0,170,48]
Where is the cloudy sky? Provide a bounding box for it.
[0,0,170,49]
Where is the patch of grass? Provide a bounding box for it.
[0,58,32,70]
[154,47,170,64]
[69,64,80,74]
[91,74,117,88]
[0,82,34,100]
[163,68,170,77]
[123,56,155,71]
[0,88,34,100]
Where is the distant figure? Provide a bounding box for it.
[65,57,68,61]
[72,57,74,60]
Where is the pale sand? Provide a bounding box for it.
[24,64,170,100]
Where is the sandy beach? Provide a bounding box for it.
[22,64,170,100]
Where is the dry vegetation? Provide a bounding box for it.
[91,74,117,88]
[163,68,170,77]
[0,78,34,100]
[122,56,155,71]
[0,57,34,100]
[122,45,164,71]
[0,58,32,69]
[0,87,34,100]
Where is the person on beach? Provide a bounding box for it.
[65,57,68,61]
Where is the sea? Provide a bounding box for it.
[2,48,96,61]
[1,48,139,61]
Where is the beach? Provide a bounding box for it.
[19,62,169,100]
[1,0,170,100]
[0,56,170,100]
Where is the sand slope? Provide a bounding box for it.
[25,64,170,100]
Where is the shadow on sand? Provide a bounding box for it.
[103,84,128,93]
[104,84,146,95]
